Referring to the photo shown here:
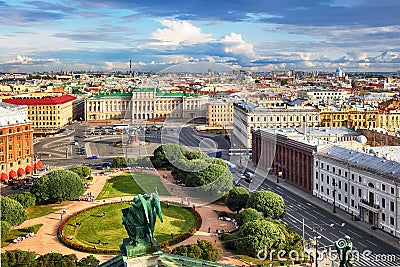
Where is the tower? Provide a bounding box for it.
[129,59,132,77]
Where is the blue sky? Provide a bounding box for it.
[1,0,399,73]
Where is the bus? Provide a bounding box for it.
[113,124,129,130]
[206,150,222,158]
[224,160,237,173]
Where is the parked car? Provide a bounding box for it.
[87,155,98,160]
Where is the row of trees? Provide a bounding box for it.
[171,240,222,262]
[1,250,99,267]
[112,156,153,168]
[221,188,301,258]
[151,144,233,195]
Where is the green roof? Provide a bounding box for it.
[92,91,133,98]
[156,92,199,98]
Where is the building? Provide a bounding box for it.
[252,127,360,192]
[0,107,34,181]
[319,106,378,128]
[85,88,208,122]
[313,145,400,237]
[2,95,77,134]
[206,100,235,128]
[233,101,319,148]
[298,89,350,104]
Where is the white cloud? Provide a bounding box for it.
[4,55,60,65]
[219,33,257,63]
[149,20,212,46]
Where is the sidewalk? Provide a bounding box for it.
[246,162,400,251]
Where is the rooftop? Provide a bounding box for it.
[317,145,400,180]
[0,107,30,127]
[2,95,76,105]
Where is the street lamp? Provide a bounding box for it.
[333,182,337,213]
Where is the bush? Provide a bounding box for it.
[1,221,12,239]
[172,240,222,262]
[219,232,237,250]
[236,208,264,226]
[31,170,84,203]
[246,190,286,218]
[226,187,249,214]
[0,196,27,226]
[8,192,36,208]
[70,166,92,179]
[1,250,36,267]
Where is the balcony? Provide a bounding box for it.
[359,199,380,213]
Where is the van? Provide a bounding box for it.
[244,172,254,183]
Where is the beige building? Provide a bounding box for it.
[85,88,209,122]
[206,100,235,128]
[2,95,77,134]
[233,101,320,148]
[320,106,378,129]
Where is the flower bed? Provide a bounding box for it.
[58,202,201,254]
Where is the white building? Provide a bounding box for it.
[233,101,319,148]
[313,145,400,237]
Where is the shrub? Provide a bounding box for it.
[1,250,36,267]
[236,208,264,226]
[0,196,27,226]
[219,232,237,250]
[8,192,36,208]
[1,221,12,239]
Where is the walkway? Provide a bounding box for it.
[1,170,246,266]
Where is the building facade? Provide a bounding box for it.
[206,100,234,128]
[2,95,77,134]
[314,145,400,237]
[233,101,320,148]
[85,88,208,122]
[0,107,34,180]
[320,106,378,129]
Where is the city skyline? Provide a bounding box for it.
[1,0,399,73]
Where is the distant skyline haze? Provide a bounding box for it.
[1,0,399,73]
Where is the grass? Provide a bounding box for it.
[62,202,195,250]
[26,202,72,220]
[96,172,170,200]
[1,224,43,247]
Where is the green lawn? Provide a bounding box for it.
[63,202,195,250]
[1,224,43,247]
[96,172,170,200]
[26,202,72,220]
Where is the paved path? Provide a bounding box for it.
[1,170,247,266]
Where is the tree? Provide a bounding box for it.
[226,187,250,214]
[236,208,264,226]
[172,240,222,262]
[246,190,286,218]
[78,255,99,267]
[8,192,36,208]
[1,221,11,239]
[69,166,92,179]
[235,219,286,257]
[0,196,26,226]
[30,170,84,203]
[1,249,36,267]
[34,252,77,267]
[151,144,184,168]
[112,157,127,168]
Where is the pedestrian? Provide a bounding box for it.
[197,238,201,245]
[208,226,211,233]
[170,231,174,239]
[60,214,63,220]
[120,197,123,202]
[63,209,67,214]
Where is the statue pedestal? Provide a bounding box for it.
[120,238,161,257]
[122,253,161,267]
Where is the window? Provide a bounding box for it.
[316,171,319,179]
[344,196,347,204]
[338,169,341,176]
[358,176,362,183]
[345,183,347,192]
[382,213,385,222]
[345,171,348,178]
[339,181,342,189]
[316,183,319,190]
[351,186,354,195]
[351,174,354,180]
[391,187,395,195]
[327,188,330,195]
[390,217,394,225]
[327,176,330,184]
[321,186,324,193]
[351,199,354,207]
[338,194,342,201]
[358,189,362,198]
[382,184,386,191]
[382,198,385,208]
[390,201,395,212]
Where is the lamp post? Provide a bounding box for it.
[333,182,337,213]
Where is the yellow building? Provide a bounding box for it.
[2,95,77,134]
[378,110,400,132]
[206,100,235,128]
[320,106,378,129]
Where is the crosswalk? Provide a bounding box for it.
[352,252,400,267]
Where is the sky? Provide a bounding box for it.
[1,0,399,73]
